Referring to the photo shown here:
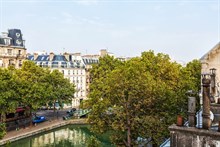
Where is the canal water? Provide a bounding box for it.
[8,125,114,147]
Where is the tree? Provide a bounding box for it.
[15,61,75,120]
[45,69,75,118]
[84,55,122,110]
[0,67,19,122]
[15,61,50,109]
[14,61,53,125]
[85,51,200,146]
[0,67,19,139]
[185,59,201,92]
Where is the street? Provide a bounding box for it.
[35,109,71,121]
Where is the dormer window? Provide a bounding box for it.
[4,38,11,45]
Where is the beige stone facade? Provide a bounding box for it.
[0,45,26,68]
[0,29,27,68]
[200,42,220,103]
[200,42,220,75]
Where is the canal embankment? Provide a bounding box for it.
[0,118,88,146]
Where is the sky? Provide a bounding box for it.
[0,0,220,63]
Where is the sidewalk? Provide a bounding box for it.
[0,118,87,146]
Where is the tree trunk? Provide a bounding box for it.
[53,101,56,119]
[29,108,33,127]
[126,102,131,147]
[152,138,157,147]
[1,112,6,123]
[127,121,131,147]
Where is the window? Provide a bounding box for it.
[18,50,21,55]
[7,49,12,55]
[19,60,22,67]
[9,59,14,65]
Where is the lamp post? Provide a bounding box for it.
[210,68,216,103]
[202,73,211,129]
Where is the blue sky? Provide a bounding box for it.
[0,0,219,63]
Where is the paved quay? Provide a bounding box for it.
[0,118,87,146]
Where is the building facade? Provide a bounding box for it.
[0,29,26,68]
[200,42,220,103]
[27,52,99,108]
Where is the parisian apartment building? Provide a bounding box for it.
[27,51,100,108]
[0,29,27,68]
[0,28,130,108]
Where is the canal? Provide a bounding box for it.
[7,125,114,147]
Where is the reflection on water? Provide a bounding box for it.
[9,125,113,147]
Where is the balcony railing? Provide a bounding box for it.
[0,53,17,57]
[0,53,25,58]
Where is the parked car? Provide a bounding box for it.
[33,116,46,123]
[66,108,76,114]
[39,106,48,110]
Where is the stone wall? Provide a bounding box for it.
[169,125,220,147]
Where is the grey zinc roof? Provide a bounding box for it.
[0,38,5,45]
[52,55,67,61]
[36,55,49,61]
[82,58,99,65]
[27,55,34,61]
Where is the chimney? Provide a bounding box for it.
[73,53,81,56]
[64,52,69,61]
[49,52,54,61]
[100,49,107,57]
[202,74,211,130]
[2,32,8,38]
[188,95,196,127]
[34,53,38,60]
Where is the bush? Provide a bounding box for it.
[0,123,6,139]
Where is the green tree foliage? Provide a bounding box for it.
[0,60,75,138]
[85,52,201,146]
[0,123,6,139]
[47,69,75,104]
[0,67,20,138]
[185,59,201,92]
[86,135,101,147]
[0,68,19,121]
[45,69,75,116]
[15,61,51,110]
